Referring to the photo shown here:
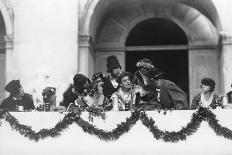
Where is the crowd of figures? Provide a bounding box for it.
[1,55,232,112]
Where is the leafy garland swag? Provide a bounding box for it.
[0,107,232,142]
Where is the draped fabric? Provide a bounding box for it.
[159,79,188,110]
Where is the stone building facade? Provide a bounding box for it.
[0,0,232,104]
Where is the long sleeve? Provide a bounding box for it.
[167,84,188,109]
[191,94,201,109]
[161,80,188,110]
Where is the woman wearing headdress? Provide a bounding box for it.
[132,58,155,88]
[132,58,159,108]
[84,72,106,107]
[103,55,122,100]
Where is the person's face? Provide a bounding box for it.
[120,76,131,89]
[111,68,122,77]
[201,84,211,93]
[140,67,148,75]
[18,87,24,97]
[95,77,103,86]
[19,87,24,96]
[15,87,24,98]
[83,81,90,89]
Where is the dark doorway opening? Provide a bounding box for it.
[126,50,188,94]
[125,18,189,95]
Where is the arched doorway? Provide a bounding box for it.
[125,18,188,94]
[0,0,14,102]
[80,0,222,102]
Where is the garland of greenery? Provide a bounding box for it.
[140,109,203,142]
[0,109,139,141]
[1,107,232,142]
[76,111,139,141]
[203,108,232,140]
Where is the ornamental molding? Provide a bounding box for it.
[219,31,232,45]
[79,34,95,58]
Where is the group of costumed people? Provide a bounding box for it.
[1,55,232,112]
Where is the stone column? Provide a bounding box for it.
[4,34,14,82]
[78,35,95,78]
[220,32,232,95]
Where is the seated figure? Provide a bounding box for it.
[84,72,110,109]
[111,72,146,111]
[191,78,223,109]
[0,80,35,111]
[61,74,91,110]
[37,87,66,112]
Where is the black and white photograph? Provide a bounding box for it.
[0,0,232,154]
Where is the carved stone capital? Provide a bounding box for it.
[219,31,232,45]
[79,34,95,57]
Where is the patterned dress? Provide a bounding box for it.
[111,85,145,111]
[191,93,222,109]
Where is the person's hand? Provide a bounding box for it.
[75,97,84,106]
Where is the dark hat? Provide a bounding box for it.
[42,87,56,98]
[145,67,163,79]
[92,72,105,82]
[116,72,132,84]
[136,58,154,69]
[106,55,121,73]
[5,80,22,94]
[73,74,91,87]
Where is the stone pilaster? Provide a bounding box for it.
[78,35,95,78]
[219,31,232,95]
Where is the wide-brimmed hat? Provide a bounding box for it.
[145,67,163,79]
[5,80,22,94]
[42,87,56,98]
[106,55,121,73]
[136,58,154,69]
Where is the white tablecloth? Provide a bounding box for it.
[0,110,232,155]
